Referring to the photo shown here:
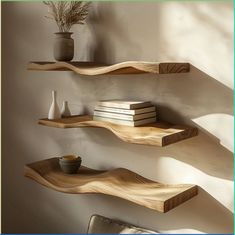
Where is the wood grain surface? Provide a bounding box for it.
[38,115,198,147]
[28,61,190,75]
[24,158,198,213]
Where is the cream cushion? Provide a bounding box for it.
[87,214,159,234]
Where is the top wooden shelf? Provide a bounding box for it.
[27,61,190,75]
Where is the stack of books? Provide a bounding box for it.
[93,100,156,126]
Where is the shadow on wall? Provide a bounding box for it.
[3,125,234,234]
[72,3,234,153]
[87,2,144,64]
[2,1,233,234]
[7,182,234,234]
[155,187,234,234]
[71,127,233,182]
[154,65,233,121]
[66,0,234,180]
[81,187,233,234]
[71,64,234,152]
[154,1,233,89]
[151,65,234,152]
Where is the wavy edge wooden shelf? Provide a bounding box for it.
[38,115,198,147]
[24,157,198,213]
[27,61,190,75]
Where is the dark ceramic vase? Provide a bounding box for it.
[53,32,74,61]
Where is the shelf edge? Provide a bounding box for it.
[28,61,190,75]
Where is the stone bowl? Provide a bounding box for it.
[59,155,82,174]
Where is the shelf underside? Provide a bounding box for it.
[24,158,198,213]
[28,61,190,75]
[38,115,198,147]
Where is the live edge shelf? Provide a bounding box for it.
[27,61,190,75]
[24,157,198,213]
[39,115,198,147]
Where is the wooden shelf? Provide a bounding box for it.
[27,61,190,75]
[24,157,198,213]
[38,115,198,147]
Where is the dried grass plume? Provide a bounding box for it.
[43,1,91,32]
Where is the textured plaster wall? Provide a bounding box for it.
[2,1,234,234]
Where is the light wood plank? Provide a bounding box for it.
[28,61,190,75]
[38,115,198,147]
[24,158,198,213]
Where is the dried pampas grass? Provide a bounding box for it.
[43,1,91,32]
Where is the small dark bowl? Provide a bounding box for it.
[59,155,82,174]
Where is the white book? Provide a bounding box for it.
[95,105,156,115]
[93,116,156,127]
[94,110,156,121]
[97,100,152,110]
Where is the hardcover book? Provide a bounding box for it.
[97,100,152,110]
[94,111,156,121]
[94,105,156,115]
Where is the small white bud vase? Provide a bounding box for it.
[61,101,71,117]
[48,90,61,120]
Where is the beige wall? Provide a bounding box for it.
[2,1,234,234]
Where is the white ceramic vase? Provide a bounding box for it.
[61,101,71,117]
[48,90,61,120]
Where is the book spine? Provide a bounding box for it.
[95,106,156,115]
[97,101,152,110]
[94,111,135,120]
[98,102,131,109]
[95,106,135,115]
[93,116,135,126]
[134,117,156,126]
[94,111,156,121]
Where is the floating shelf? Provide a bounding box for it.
[24,157,198,213]
[38,115,198,147]
[27,61,190,75]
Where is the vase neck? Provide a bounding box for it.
[63,101,68,107]
[52,90,57,101]
[55,32,73,39]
